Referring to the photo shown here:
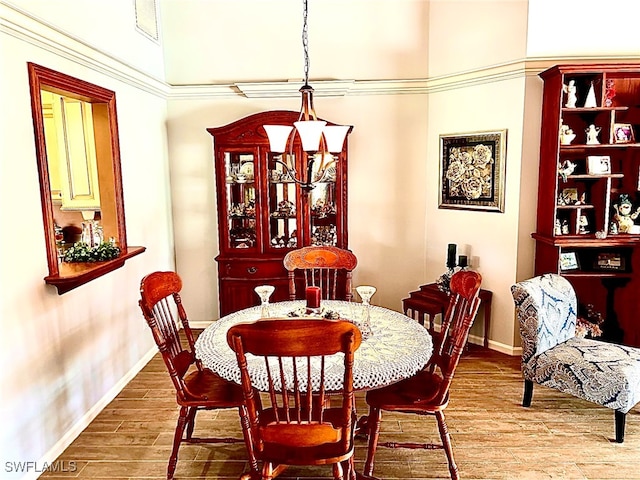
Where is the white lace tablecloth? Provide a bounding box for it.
[195,300,433,392]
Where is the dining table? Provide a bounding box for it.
[195,299,433,480]
[195,299,433,393]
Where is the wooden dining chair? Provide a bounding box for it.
[138,271,258,480]
[283,246,358,301]
[363,270,482,480]
[227,318,362,480]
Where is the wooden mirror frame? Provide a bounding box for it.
[28,63,144,294]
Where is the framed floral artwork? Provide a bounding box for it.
[439,130,507,212]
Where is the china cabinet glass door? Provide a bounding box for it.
[309,152,338,246]
[267,152,299,250]
[224,152,257,250]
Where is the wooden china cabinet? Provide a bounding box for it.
[208,110,352,316]
[533,63,640,346]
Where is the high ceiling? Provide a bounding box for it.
[159,0,430,85]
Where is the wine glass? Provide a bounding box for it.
[355,285,376,339]
[254,285,275,318]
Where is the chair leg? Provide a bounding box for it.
[522,379,533,407]
[615,410,626,443]
[435,410,459,480]
[185,406,197,440]
[262,461,274,480]
[168,406,188,480]
[238,405,260,478]
[363,407,382,477]
[332,461,344,480]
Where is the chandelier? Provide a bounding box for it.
[263,0,351,192]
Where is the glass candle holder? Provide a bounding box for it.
[355,285,376,339]
[254,285,275,318]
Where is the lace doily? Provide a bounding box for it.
[195,300,433,392]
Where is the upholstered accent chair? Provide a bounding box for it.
[511,273,640,442]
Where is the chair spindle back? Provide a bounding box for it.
[428,270,482,404]
[227,318,362,451]
[283,246,358,301]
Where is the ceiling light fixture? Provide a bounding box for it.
[263,0,352,192]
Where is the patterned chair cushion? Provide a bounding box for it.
[512,273,640,414]
[524,336,640,413]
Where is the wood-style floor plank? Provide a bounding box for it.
[40,336,640,479]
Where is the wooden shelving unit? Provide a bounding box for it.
[534,64,640,346]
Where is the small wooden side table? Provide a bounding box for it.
[402,283,493,348]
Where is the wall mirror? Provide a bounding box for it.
[28,63,144,294]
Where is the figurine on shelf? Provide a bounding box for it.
[584,81,598,108]
[613,194,640,233]
[585,124,601,145]
[579,215,590,234]
[604,79,616,107]
[561,220,570,235]
[610,222,619,235]
[563,80,577,108]
[554,219,562,236]
[558,159,577,182]
[559,124,576,145]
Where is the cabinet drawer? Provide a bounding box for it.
[218,259,286,279]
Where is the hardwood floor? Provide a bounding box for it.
[42,338,640,479]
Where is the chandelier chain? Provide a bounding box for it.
[302,0,309,86]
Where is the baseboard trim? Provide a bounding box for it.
[29,346,159,480]
[191,320,214,329]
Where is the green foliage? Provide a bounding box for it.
[63,242,121,263]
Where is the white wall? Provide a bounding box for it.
[527,0,640,58]
[424,0,530,350]
[0,3,174,478]
[428,0,528,77]
[161,0,429,85]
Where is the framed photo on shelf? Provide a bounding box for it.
[559,252,580,271]
[613,123,634,144]
[438,130,507,212]
[587,155,611,175]
[559,187,578,205]
[593,252,626,271]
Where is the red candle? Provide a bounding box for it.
[306,286,321,309]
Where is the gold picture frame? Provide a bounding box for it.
[612,123,634,144]
[439,130,507,212]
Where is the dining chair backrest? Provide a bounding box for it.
[283,246,358,301]
[227,318,362,454]
[138,271,201,401]
[428,270,482,404]
[139,271,256,480]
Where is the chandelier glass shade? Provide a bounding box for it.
[263,0,351,191]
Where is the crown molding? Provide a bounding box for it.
[3,2,640,102]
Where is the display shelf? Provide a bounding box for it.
[534,63,640,346]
